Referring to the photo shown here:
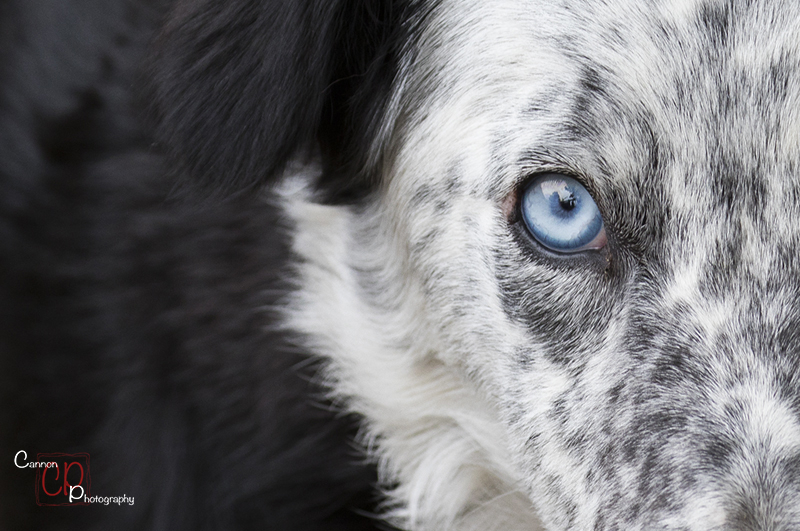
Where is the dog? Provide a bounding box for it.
[4,0,800,530]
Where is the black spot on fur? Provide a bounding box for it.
[563,64,609,143]
[702,434,736,470]
[768,57,792,101]
[579,65,606,96]
[697,2,732,49]
[607,381,625,404]
[410,183,435,207]
[444,171,462,195]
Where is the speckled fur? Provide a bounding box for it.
[282,1,800,529]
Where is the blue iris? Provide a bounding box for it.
[520,174,605,252]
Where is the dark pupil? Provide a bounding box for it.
[559,191,576,211]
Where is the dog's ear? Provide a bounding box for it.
[145,0,416,200]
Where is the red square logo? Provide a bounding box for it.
[35,453,91,506]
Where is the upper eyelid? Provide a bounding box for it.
[513,153,592,186]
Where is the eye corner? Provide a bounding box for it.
[502,188,520,223]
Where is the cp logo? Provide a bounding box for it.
[35,453,91,506]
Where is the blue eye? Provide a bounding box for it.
[520,174,606,253]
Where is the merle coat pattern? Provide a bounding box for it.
[4,1,800,530]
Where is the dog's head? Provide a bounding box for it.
[149,1,800,529]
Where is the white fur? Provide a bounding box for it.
[278,1,800,529]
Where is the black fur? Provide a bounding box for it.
[147,0,421,202]
[0,0,406,529]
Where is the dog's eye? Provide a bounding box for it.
[520,174,606,253]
